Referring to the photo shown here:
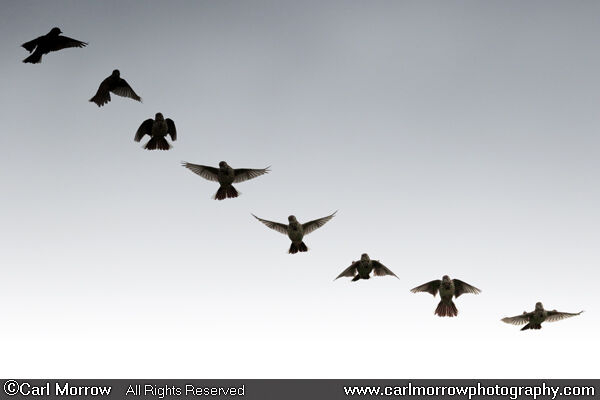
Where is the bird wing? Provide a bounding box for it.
[166,119,177,141]
[501,313,532,326]
[233,167,271,183]
[545,310,584,323]
[49,35,88,51]
[452,279,481,298]
[112,78,142,102]
[302,211,337,235]
[22,37,41,52]
[252,214,288,235]
[181,162,220,182]
[89,78,111,106]
[371,260,398,279]
[134,119,154,142]
[334,261,359,280]
[410,280,441,296]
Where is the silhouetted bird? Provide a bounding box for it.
[22,27,87,64]
[252,211,336,254]
[182,161,270,200]
[411,275,481,317]
[335,253,398,281]
[501,302,583,331]
[134,113,176,150]
[89,70,141,107]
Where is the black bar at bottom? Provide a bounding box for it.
[1,379,597,400]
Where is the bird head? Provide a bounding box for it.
[155,113,164,121]
[442,275,451,282]
[288,215,297,223]
[112,69,120,77]
[49,27,62,35]
[360,253,370,261]
[535,302,544,310]
[219,161,228,169]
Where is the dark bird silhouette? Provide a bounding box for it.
[22,27,87,64]
[182,161,270,200]
[89,69,141,107]
[134,113,176,150]
[411,275,481,317]
[335,253,398,281]
[252,211,336,254]
[502,302,583,331]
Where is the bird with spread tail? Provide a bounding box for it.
[135,113,177,150]
[22,27,87,64]
[335,253,398,281]
[252,211,336,254]
[411,275,481,317]
[501,302,583,331]
[89,69,142,107]
[182,161,270,200]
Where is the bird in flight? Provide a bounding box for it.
[89,69,142,107]
[252,211,336,254]
[411,275,481,317]
[182,161,270,200]
[134,113,176,150]
[334,253,398,281]
[501,302,583,331]
[22,27,87,64]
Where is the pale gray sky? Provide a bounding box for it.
[0,0,598,377]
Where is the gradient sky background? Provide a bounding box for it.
[0,0,598,378]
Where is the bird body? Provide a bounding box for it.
[335,253,398,281]
[90,69,142,107]
[22,27,87,64]
[287,217,305,244]
[182,161,270,200]
[217,164,236,185]
[152,118,168,138]
[525,311,545,330]
[436,277,458,315]
[213,163,238,198]
[502,302,583,331]
[134,113,176,150]
[252,212,336,253]
[411,275,480,317]
[355,257,373,280]
[439,277,455,298]
[525,303,550,330]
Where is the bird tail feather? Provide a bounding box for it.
[89,92,110,107]
[145,137,170,151]
[288,241,308,254]
[521,323,541,331]
[435,300,458,317]
[23,52,42,64]
[214,185,239,200]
